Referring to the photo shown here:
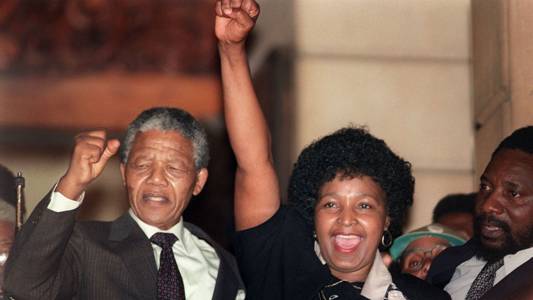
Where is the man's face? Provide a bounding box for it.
[474,149,533,261]
[120,130,208,230]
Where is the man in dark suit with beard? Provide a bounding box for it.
[427,126,533,300]
[4,107,244,299]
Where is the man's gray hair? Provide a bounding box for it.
[0,200,15,224]
[119,107,210,169]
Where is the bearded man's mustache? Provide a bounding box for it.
[474,214,511,235]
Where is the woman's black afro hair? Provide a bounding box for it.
[287,126,415,242]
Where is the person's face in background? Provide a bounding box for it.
[475,149,533,262]
[437,212,474,240]
[0,220,15,295]
[314,175,389,283]
[400,236,449,280]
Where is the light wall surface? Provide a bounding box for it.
[292,0,475,230]
[0,151,125,221]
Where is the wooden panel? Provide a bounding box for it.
[474,102,510,180]
[0,72,221,130]
[0,0,223,131]
[472,0,533,177]
[0,0,216,74]
[507,0,533,128]
[472,0,508,178]
[471,0,509,119]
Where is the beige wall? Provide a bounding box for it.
[0,152,68,215]
[292,0,475,230]
[0,150,125,221]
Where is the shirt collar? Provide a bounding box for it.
[128,209,185,244]
[466,245,533,277]
[361,250,400,300]
[503,246,533,275]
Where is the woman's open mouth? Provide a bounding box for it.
[333,234,362,253]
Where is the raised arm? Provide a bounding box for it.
[57,130,120,200]
[215,0,280,230]
[4,130,119,298]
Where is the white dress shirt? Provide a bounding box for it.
[444,246,533,299]
[47,189,245,300]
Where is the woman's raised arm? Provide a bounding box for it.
[215,0,280,230]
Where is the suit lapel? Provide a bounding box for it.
[109,213,158,300]
[212,248,243,300]
[481,257,533,300]
[428,239,477,288]
[431,241,533,300]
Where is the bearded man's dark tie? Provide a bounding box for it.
[465,259,504,300]
[151,232,186,300]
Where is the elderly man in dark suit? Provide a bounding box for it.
[4,107,244,299]
[427,126,533,300]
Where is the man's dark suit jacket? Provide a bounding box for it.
[427,240,533,300]
[4,193,244,299]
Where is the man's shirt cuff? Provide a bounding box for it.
[47,184,85,212]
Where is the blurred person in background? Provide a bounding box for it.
[0,201,15,297]
[389,224,465,280]
[0,165,16,208]
[0,164,16,297]
[433,193,476,240]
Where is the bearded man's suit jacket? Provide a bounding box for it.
[427,239,533,300]
[4,192,244,299]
